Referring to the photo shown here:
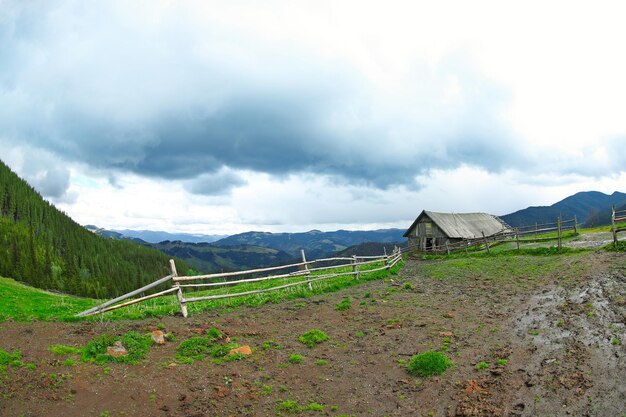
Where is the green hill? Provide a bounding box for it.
[500,191,626,227]
[150,241,294,273]
[0,160,191,298]
[213,229,406,259]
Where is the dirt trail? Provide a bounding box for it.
[1,251,625,417]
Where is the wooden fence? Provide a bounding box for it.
[401,216,577,255]
[76,248,403,318]
[613,206,626,247]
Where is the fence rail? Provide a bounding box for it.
[400,215,578,256]
[613,206,626,246]
[76,248,403,318]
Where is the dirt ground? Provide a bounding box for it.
[1,249,625,417]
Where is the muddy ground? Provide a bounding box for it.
[1,249,625,417]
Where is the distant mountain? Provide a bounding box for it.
[0,160,191,298]
[213,229,406,259]
[501,191,626,227]
[335,241,407,258]
[113,229,228,244]
[151,241,293,273]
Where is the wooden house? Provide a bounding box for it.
[403,210,511,250]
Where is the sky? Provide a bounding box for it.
[1,0,625,235]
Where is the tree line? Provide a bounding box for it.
[0,160,191,298]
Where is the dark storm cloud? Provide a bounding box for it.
[0,0,526,193]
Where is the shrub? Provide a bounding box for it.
[406,351,453,377]
[298,330,329,348]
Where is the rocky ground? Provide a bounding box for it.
[1,247,624,417]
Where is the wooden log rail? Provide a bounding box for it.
[612,207,626,246]
[76,249,403,318]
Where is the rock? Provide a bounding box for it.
[106,341,128,357]
[229,345,252,356]
[444,312,455,318]
[439,331,454,337]
[151,330,165,345]
[168,363,177,368]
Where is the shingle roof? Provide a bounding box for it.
[403,210,511,239]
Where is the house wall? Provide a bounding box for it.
[407,216,450,250]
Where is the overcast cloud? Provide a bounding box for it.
[1,0,625,233]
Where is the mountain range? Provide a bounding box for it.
[500,191,626,227]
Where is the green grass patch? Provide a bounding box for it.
[406,351,453,377]
[334,297,352,311]
[298,329,329,348]
[175,328,234,363]
[288,354,303,364]
[475,361,490,370]
[0,259,403,322]
[49,344,81,355]
[81,331,153,364]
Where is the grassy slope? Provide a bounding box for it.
[0,259,404,322]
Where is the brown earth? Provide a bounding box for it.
[1,251,625,417]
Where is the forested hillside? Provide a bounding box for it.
[0,160,190,298]
[214,228,405,259]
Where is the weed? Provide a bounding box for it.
[288,354,303,364]
[528,330,540,336]
[260,385,273,396]
[261,339,282,350]
[307,402,325,412]
[293,302,306,308]
[315,359,328,366]
[403,282,413,290]
[496,358,508,366]
[475,362,490,370]
[49,345,81,355]
[363,292,371,298]
[26,363,36,370]
[355,331,365,338]
[276,399,303,413]
[298,330,329,348]
[62,359,76,366]
[611,337,622,346]
[556,319,564,328]
[406,351,453,377]
[334,298,352,311]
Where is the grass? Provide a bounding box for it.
[288,354,303,364]
[406,351,453,377]
[81,331,154,364]
[475,361,490,370]
[298,330,329,348]
[334,297,352,311]
[0,259,403,322]
[175,328,235,364]
[48,344,81,355]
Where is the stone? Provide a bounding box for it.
[151,330,165,345]
[105,341,127,357]
[229,345,252,356]
[439,331,454,337]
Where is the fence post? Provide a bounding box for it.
[352,255,359,280]
[384,247,390,270]
[301,249,312,290]
[170,259,188,318]
[482,231,490,254]
[535,222,538,236]
[515,229,520,250]
[557,215,562,250]
[612,205,618,247]
[445,241,450,255]
[573,215,578,234]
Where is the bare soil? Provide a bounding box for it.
[1,250,625,417]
